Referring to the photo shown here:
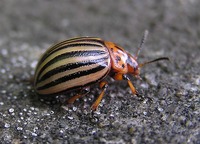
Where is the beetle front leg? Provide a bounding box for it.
[91,81,108,111]
[67,87,90,104]
[112,73,138,96]
[123,75,150,101]
[122,75,138,96]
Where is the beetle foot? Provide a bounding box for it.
[89,111,99,123]
[136,93,153,102]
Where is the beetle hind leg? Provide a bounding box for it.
[91,81,108,111]
[67,87,90,104]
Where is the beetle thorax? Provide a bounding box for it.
[105,41,139,76]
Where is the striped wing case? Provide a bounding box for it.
[34,37,111,96]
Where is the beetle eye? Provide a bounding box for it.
[134,67,140,76]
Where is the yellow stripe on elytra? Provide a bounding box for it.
[38,53,109,81]
[41,46,105,70]
[41,38,103,61]
[36,61,108,88]
[51,37,102,50]
[35,44,107,80]
[37,66,109,95]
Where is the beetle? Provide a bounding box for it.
[34,30,169,111]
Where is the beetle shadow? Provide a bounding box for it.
[22,76,64,111]
[27,84,92,113]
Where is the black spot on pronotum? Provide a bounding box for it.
[115,55,121,63]
[110,48,114,53]
[115,45,124,51]
[122,64,125,68]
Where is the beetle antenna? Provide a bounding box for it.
[135,30,149,59]
[139,57,170,68]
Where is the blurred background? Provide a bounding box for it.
[0,0,199,143]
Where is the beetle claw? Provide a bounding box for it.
[136,93,145,101]
[89,111,99,123]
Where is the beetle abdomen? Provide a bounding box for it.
[34,37,111,95]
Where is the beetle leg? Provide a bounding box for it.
[123,75,138,95]
[67,87,90,104]
[112,73,138,96]
[91,81,108,111]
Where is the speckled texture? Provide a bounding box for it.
[0,0,199,143]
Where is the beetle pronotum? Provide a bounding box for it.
[34,30,169,111]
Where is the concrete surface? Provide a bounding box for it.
[0,0,199,143]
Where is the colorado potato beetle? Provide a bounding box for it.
[34,30,169,111]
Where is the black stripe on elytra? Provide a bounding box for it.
[38,42,104,67]
[36,49,107,81]
[37,56,109,83]
[41,71,108,96]
[37,69,108,96]
[37,64,106,90]
[51,38,105,53]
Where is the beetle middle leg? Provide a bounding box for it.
[91,81,108,111]
[67,87,90,104]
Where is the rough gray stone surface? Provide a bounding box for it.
[0,0,199,143]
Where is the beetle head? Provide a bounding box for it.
[126,54,140,78]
